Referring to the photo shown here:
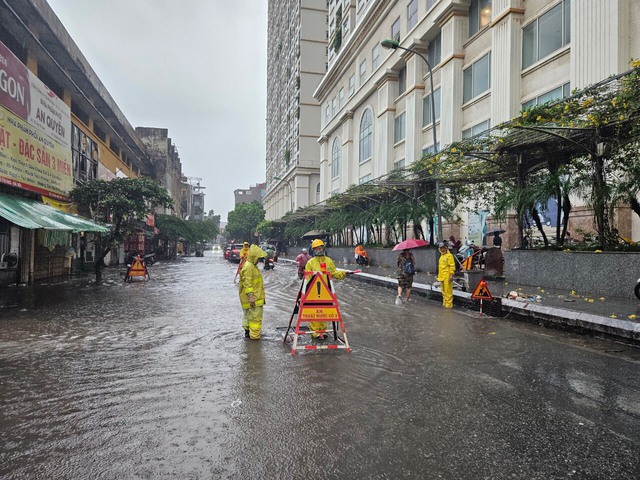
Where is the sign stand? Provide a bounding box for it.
[283,270,351,355]
[125,256,149,282]
[471,279,493,316]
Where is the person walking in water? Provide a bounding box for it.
[396,249,416,303]
[305,239,353,339]
[239,245,268,339]
[437,241,456,308]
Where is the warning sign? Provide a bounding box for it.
[304,274,334,301]
[471,279,492,300]
[300,307,340,321]
[125,257,148,281]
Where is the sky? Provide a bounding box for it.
[46,0,268,220]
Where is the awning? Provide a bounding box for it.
[0,193,109,233]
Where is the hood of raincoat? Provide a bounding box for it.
[247,244,267,264]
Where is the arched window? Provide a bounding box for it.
[331,137,340,179]
[359,109,373,163]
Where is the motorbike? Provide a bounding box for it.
[635,278,640,300]
[263,257,275,270]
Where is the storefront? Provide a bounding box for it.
[0,192,109,286]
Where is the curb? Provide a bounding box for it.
[280,258,640,343]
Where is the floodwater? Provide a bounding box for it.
[1,254,639,479]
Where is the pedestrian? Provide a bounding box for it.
[295,248,311,279]
[396,249,416,303]
[305,239,354,339]
[238,244,268,339]
[437,241,456,308]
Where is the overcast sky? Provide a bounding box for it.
[46,0,268,220]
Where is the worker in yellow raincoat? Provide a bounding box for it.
[239,244,267,339]
[304,239,353,339]
[437,241,456,308]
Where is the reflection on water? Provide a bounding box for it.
[1,254,639,479]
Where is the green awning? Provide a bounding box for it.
[0,193,109,233]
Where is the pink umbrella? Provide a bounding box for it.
[392,239,429,251]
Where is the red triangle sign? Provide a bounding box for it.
[471,279,493,300]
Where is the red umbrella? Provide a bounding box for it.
[392,239,429,251]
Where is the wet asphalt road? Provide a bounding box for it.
[1,253,639,479]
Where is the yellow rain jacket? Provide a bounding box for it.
[305,254,346,280]
[437,250,456,281]
[239,245,267,310]
[239,245,250,259]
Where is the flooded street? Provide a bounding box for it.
[1,253,640,479]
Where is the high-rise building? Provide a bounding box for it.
[263,0,328,220]
[315,0,640,241]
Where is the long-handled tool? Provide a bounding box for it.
[283,278,305,344]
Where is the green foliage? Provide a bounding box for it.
[156,214,220,244]
[226,201,265,242]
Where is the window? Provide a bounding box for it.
[394,158,406,170]
[359,174,372,184]
[391,17,401,42]
[343,16,349,37]
[359,109,373,163]
[394,112,406,144]
[325,103,330,122]
[522,82,570,110]
[332,97,337,116]
[398,67,406,96]
[427,32,441,69]
[372,44,380,70]
[469,0,491,37]
[359,59,367,84]
[339,87,345,107]
[422,87,441,126]
[71,123,99,184]
[348,74,356,96]
[407,0,418,30]
[422,143,440,156]
[331,137,341,179]
[427,0,437,10]
[463,53,491,103]
[522,0,571,69]
[462,119,490,139]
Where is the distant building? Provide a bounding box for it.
[263,0,328,220]
[234,183,266,206]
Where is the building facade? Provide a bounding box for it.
[234,182,266,206]
[263,0,328,220]
[315,0,640,243]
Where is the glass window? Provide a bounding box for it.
[332,97,337,116]
[372,44,380,69]
[398,67,406,96]
[407,0,418,30]
[422,87,441,126]
[463,53,491,103]
[522,0,571,69]
[349,74,356,96]
[469,0,491,37]
[331,137,340,179]
[393,159,406,170]
[427,0,437,10]
[339,87,345,107]
[462,119,490,139]
[427,32,441,69]
[359,59,367,84]
[325,104,330,122]
[343,17,349,37]
[394,112,406,144]
[359,109,373,163]
[521,82,571,110]
[359,174,372,184]
[422,143,440,156]
[391,17,401,41]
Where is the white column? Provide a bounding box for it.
[404,50,426,166]
[439,11,467,145]
[341,111,354,192]
[375,71,398,177]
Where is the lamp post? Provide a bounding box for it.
[381,39,443,243]
[272,175,294,213]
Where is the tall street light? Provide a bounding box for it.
[381,39,443,242]
[272,175,294,213]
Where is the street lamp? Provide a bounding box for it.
[272,175,294,212]
[381,39,443,242]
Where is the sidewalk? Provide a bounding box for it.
[280,258,640,343]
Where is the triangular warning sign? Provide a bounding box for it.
[471,279,493,300]
[304,274,334,301]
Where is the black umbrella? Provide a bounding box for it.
[486,228,505,235]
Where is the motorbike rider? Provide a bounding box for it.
[354,244,369,266]
[305,239,354,339]
[295,248,312,279]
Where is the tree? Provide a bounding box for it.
[70,178,173,283]
[225,201,265,242]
